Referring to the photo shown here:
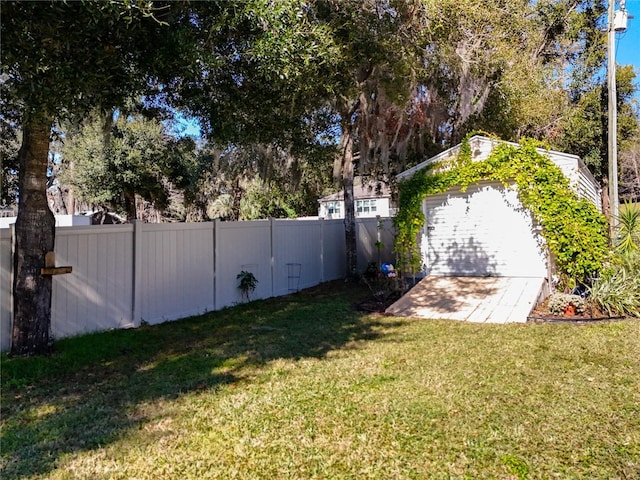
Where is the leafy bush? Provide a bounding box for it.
[547,292,586,316]
[588,205,640,318]
[588,250,640,318]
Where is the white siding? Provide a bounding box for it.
[577,166,602,212]
[318,200,343,219]
[319,198,391,219]
[399,136,602,211]
[423,182,546,277]
[538,151,602,212]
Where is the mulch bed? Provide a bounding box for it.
[353,293,401,315]
[527,298,624,323]
[354,300,390,314]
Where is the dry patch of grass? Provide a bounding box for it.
[2,281,639,479]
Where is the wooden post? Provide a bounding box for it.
[40,251,72,276]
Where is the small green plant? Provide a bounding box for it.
[615,201,640,254]
[502,454,530,480]
[237,270,258,301]
[588,249,640,317]
[547,292,586,316]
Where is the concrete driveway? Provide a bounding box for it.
[385,276,547,324]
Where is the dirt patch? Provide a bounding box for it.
[353,293,401,315]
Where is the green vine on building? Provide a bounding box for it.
[393,136,608,287]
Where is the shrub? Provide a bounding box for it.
[588,250,640,318]
[616,201,640,254]
[547,292,586,316]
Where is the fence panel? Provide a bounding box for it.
[136,222,215,325]
[52,225,134,339]
[356,217,396,272]
[271,220,323,297]
[215,220,273,308]
[0,230,11,352]
[0,217,395,351]
[321,219,347,281]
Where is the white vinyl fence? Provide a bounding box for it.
[1,217,395,351]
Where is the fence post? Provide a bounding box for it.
[270,217,275,298]
[213,218,219,311]
[211,220,215,312]
[319,218,325,283]
[132,220,142,327]
[8,224,15,350]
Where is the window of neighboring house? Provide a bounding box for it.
[356,199,377,215]
[326,201,341,216]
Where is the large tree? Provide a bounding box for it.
[186,141,335,221]
[1,1,198,355]
[182,0,620,279]
[61,112,195,221]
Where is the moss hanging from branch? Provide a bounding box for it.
[394,136,608,285]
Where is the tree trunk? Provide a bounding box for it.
[66,185,76,215]
[337,118,358,281]
[11,120,55,356]
[232,181,242,221]
[124,192,137,221]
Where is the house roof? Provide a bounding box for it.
[397,135,594,183]
[395,135,602,211]
[319,182,391,203]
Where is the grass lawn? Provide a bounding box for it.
[2,281,639,479]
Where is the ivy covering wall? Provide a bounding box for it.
[393,136,608,286]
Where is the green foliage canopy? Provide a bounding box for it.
[61,113,195,220]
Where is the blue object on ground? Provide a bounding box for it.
[381,263,394,275]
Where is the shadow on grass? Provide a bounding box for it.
[1,281,403,479]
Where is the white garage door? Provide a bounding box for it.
[422,182,546,277]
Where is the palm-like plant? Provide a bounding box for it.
[615,202,640,254]
[589,202,640,317]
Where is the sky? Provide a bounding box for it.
[616,0,640,97]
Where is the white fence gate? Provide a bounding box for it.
[1,217,395,351]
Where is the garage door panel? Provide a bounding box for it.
[423,182,546,277]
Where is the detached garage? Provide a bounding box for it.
[389,136,605,323]
[397,135,602,279]
[422,181,546,277]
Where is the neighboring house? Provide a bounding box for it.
[397,135,602,278]
[318,182,394,219]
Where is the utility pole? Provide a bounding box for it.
[608,0,629,239]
